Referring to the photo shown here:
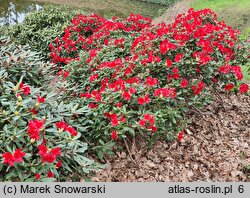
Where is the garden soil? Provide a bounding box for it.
[92,93,250,181]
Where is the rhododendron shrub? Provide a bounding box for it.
[0,56,100,181]
[49,9,249,156]
[5,6,80,57]
[0,37,50,86]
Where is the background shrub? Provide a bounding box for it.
[4,5,81,58]
[0,37,51,86]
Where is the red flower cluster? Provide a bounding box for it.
[20,82,30,95]
[27,119,44,140]
[2,148,25,167]
[180,78,188,88]
[38,144,61,163]
[138,95,151,105]
[50,13,152,65]
[139,114,157,132]
[239,84,249,94]
[154,88,176,98]
[191,82,205,95]
[104,112,126,127]
[111,131,118,141]
[145,77,159,87]
[55,121,78,136]
[224,83,234,91]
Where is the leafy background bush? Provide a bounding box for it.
[3,6,81,58]
[0,37,49,86]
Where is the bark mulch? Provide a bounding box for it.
[92,93,250,181]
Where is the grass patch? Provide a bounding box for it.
[242,64,250,82]
[33,0,167,18]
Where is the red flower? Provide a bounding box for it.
[13,148,25,163]
[231,66,243,80]
[35,173,41,180]
[91,90,102,102]
[55,121,78,136]
[174,54,183,62]
[160,39,176,54]
[116,102,123,108]
[55,121,68,130]
[51,147,62,157]
[219,65,230,74]
[166,59,172,68]
[2,152,14,167]
[63,70,69,78]
[47,171,54,178]
[239,84,249,94]
[122,91,131,100]
[20,83,31,95]
[147,125,157,132]
[119,115,126,122]
[38,145,61,163]
[2,148,25,167]
[55,161,62,168]
[89,73,98,82]
[111,131,118,141]
[180,78,188,88]
[129,87,137,94]
[27,119,44,140]
[154,88,176,98]
[177,131,184,141]
[37,96,45,103]
[171,68,180,79]
[138,95,151,105]
[224,83,234,91]
[104,113,119,126]
[191,82,205,95]
[139,119,146,127]
[145,77,159,87]
[144,114,155,125]
[67,127,78,136]
[88,103,98,109]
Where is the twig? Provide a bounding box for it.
[122,138,138,165]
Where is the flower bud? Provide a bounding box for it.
[58,128,63,134]
[13,86,18,92]
[35,102,40,108]
[30,138,36,144]
[17,95,22,101]
[2,110,6,115]
[15,111,19,116]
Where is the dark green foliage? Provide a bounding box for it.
[4,5,81,58]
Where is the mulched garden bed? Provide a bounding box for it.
[92,93,250,181]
